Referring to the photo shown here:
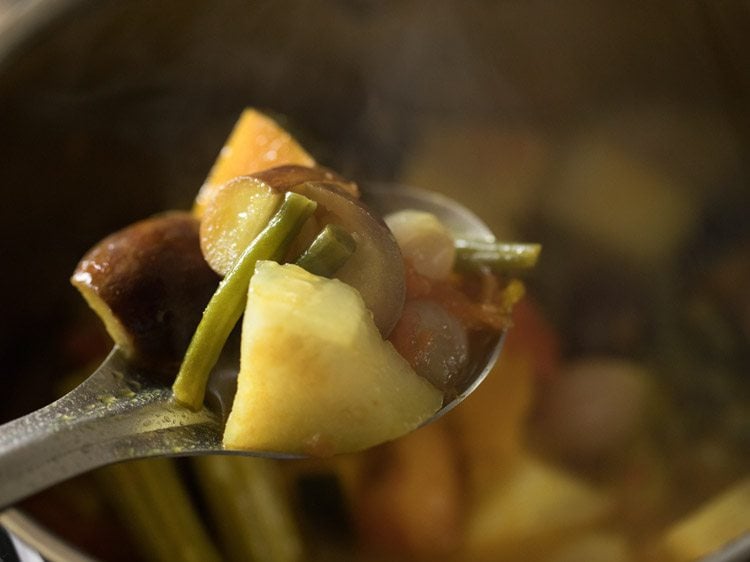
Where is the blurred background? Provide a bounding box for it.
[0,1,748,561]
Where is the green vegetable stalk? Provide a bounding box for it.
[173,191,317,410]
[193,456,303,562]
[454,240,541,272]
[96,458,221,562]
[295,223,356,277]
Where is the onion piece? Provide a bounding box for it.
[199,176,283,276]
[389,299,469,391]
[385,209,456,280]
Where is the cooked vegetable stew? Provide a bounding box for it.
[18,108,750,562]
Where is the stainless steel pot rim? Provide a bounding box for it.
[701,533,750,562]
[0,0,81,65]
[0,509,97,562]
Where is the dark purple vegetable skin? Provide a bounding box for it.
[293,181,406,336]
[252,164,359,198]
[243,165,405,336]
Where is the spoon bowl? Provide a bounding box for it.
[0,183,504,510]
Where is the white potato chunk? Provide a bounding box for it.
[466,455,612,557]
[655,477,750,562]
[223,261,442,456]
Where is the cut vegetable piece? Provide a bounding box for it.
[293,182,406,336]
[465,455,612,558]
[294,224,356,278]
[388,299,468,391]
[353,422,464,557]
[194,108,315,217]
[201,173,402,333]
[173,193,317,411]
[448,341,534,491]
[70,212,220,374]
[223,262,443,456]
[200,167,360,277]
[253,164,359,198]
[385,210,456,280]
[654,477,750,562]
[200,176,283,276]
[454,240,541,272]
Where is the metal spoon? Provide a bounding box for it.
[0,184,503,510]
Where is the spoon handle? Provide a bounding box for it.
[0,349,222,510]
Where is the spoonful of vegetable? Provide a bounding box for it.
[0,111,538,510]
